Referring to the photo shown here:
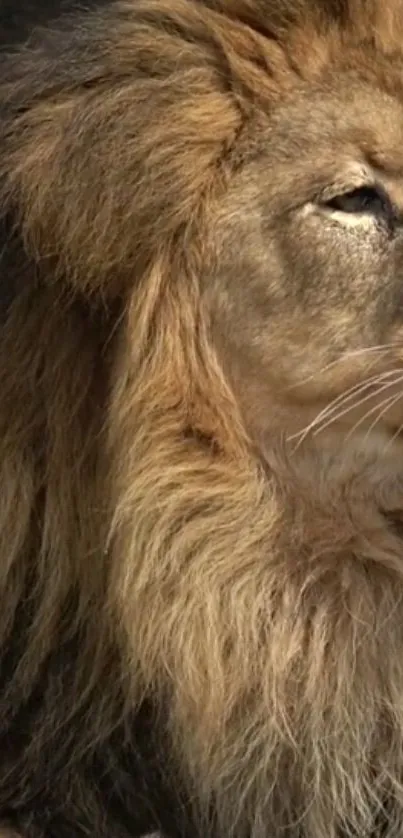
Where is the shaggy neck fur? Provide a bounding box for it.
[3,256,403,838]
[108,280,403,838]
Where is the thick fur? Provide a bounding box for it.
[4,1,403,837]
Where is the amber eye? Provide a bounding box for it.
[324,184,393,219]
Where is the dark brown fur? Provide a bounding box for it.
[3,2,403,837]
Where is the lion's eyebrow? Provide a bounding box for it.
[365,148,403,178]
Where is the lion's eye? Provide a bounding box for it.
[324,184,393,219]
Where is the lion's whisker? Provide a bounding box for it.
[286,343,398,391]
[288,370,403,449]
[346,390,403,444]
[313,373,403,437]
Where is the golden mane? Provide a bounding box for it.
[2,1,403,836]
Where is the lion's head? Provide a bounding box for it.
[2,1,403,836]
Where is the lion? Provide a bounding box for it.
[3,0,403,835]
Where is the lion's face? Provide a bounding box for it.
[5,3,403,838]
[204,65,403,448]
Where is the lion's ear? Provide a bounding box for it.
[0,2,240,299]
[202,0,351,36]
[205,0,403,48]
[0,86,146,297]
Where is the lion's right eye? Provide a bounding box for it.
[324,184,394,221]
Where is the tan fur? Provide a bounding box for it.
[4,1,403,836]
